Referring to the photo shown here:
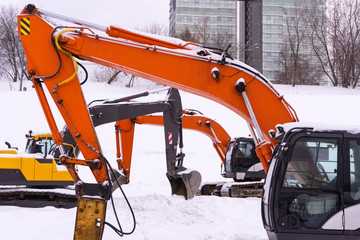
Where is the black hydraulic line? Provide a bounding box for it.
[87,99,107,107]
[104,91,150,104]
[34,26,65,80]
[101,153,136,237]
[185,109,203,115]
[230,62,270,85]
[77,61,88,85]
[179,118,184,149]
[79,139,136,237]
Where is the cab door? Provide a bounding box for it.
[343,137,360,236]
[274,132,344,237]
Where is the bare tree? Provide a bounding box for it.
[92,66,124,84]
[275,1,323,86]
[194,16,211,46]
[0,6,27,85]
[211,29,236,57]
[309,0,360,88]
[177,26,198,42]
[193,17,236,57]
[139,22,168,36]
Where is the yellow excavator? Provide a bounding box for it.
[0,130,75,208]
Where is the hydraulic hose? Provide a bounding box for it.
[53,29,79,91]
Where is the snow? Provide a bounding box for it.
[280,121,360,135]
[1,79,360,239]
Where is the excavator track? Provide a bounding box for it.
[199,180,264,198]
[0,186,77,208]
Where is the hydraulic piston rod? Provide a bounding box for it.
[235,79,265,142]
[235,78,272,172]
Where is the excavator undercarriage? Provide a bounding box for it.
[199,180,263,198]
[0,186,76,208]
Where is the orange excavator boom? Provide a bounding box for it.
[17,5,298,239]
[115,110,231,171]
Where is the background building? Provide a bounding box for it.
[170,0,325,82]
[169,0,237,56]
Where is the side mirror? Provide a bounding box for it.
[4,141,18,150]
[35,141,45,146]
[5,141,11,149]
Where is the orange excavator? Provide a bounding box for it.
[115,110,264,198]
[68,88,263,198]
[18,5,359,240]
[61,87,204,200]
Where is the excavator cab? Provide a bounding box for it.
[262,124,360,240]
[223,137,265,181]
[25,131,53,155]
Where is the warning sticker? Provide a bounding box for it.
[168,132,173,144]
[20,18,30,35]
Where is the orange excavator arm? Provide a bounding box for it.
[115,110,231,174]
[18,5,299,240]
[114,110,231,185]
[18,5,298,175]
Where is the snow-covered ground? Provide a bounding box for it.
[1,78,360,240]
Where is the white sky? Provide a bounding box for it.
[1,0,170,29]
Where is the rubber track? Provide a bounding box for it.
[0,187,77,208]
[199,181,264,198]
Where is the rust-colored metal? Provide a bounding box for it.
[74,197,107,240]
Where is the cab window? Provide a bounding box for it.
[278,137,340,229]
[225,143,234,172]
[349,140,360,201]
[283,138,337,189]
[236,141,253,158]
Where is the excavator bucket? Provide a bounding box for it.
[167,168,202,200]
